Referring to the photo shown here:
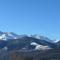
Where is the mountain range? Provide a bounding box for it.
[0,31,59,51]
[0,31,60,60]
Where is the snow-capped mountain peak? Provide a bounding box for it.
[0,32,18,40]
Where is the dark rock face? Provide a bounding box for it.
[0,40,7,49]
[56,41,60,48]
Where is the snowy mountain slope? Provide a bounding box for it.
[30,42,51,50]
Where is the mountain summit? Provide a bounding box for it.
[0,31,19,40]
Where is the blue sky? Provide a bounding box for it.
[0,0,60,39]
